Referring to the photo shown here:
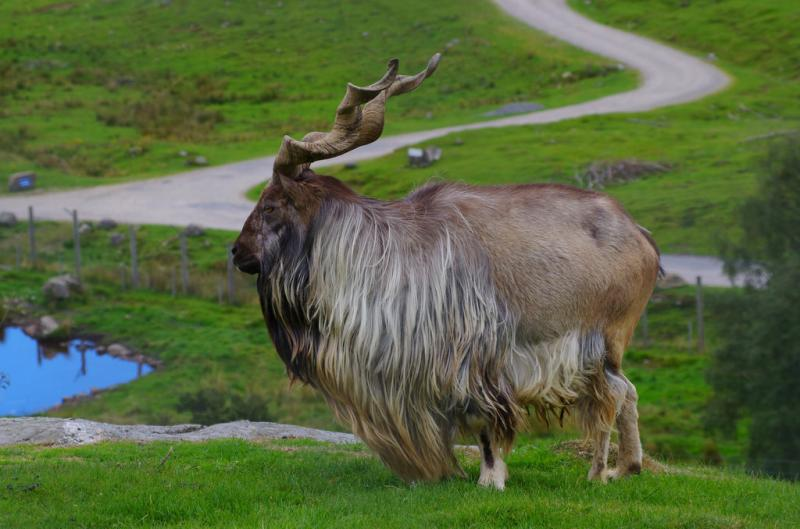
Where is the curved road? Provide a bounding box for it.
[0,0,734,284]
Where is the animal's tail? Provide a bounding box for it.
[637,224,665,278]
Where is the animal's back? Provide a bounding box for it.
[408,182,660,343]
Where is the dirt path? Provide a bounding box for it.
[0,0,731,283]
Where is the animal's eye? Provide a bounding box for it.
[264,206,275,214]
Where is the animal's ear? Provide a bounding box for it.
[272,170,315,210]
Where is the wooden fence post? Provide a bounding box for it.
[129,225,139,288]
[27,206,36,267]
[72,210,81,282]
[226,245,235,304]
[180,234,189,294]
[170,268,177,297]
[696,276,705,352]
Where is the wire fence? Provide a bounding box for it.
[2,206,257,306]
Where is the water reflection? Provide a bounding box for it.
[0,327,154,416]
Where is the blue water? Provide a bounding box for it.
[0,327,153,416]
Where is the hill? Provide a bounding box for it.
[0,0,633,192]
[0,438,796,528]
[314,0,800,255]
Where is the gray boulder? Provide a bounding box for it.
[183,224,205,237]
[187,155,208,167]
[0,211,17,227]
[109,233,125,246]
[657,273,687,289]
[22,315,60,339]
[98,218,117,230]
[43,275,81,300]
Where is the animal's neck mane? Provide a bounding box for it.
[258,186,522,480]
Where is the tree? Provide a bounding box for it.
[708,138,800,479]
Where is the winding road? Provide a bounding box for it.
[0,1,734,285]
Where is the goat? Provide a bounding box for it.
[233,55,660,489]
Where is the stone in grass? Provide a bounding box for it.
[657,273,687,290]
[23,315,60,339]
[106,343,134,359]
[183,224,205,237]
[0,211,17,227]
[109,233,125,246]
[8,171,36,192]
[187,155,208,167]
[78,222,92,235]
[43,274,81,300]
[98,218,118,230]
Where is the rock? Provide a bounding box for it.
[39,315,60,337]
[98,218,117,230]
[42,274,81,300]
[343,162,358,170]
[0,211,17,227]
[0,418,359,447]
[408,146,443,168]
[109,233,125,246]
[657,273,687,289]
[707,52,717,62]
[22,315,60,339]
[178,150,188,158]
[128,146,144,157]
[183,224,205,237]
[78,222,92,235]
[187,155,208,167]
[575,159,671,190]
[106,343,133,359]
[8,171,36,192]
[484,102,544,117]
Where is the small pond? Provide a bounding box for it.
[0,326,153,416]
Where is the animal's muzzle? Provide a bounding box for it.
[231,243,260,275]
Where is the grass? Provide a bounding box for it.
[0,438,797,529]
[235,0,800,255]
[0,220,750,465]
[0,0,635,192]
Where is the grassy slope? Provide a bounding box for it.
[1,439,797,529]
[0,220,747,464]
[275,0,800,255]
[0,0,634,192]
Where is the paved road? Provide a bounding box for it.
[0,0,733,284]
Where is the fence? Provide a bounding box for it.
[4,207,709,348]
[2,207,255,307]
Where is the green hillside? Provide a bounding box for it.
[0,0,633,192]
[302,0,800,255]
[1,439,797,529]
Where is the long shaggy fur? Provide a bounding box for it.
[258,184,635,481]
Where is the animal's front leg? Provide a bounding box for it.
[477,429,508,490]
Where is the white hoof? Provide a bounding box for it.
[478,459,507,490]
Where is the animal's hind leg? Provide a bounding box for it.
[477,429,508,490]
[604,325,643,479]
[577,330,627,481]
[587,428,611,481]
[609,374,643,478]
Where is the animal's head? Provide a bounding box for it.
[232,54,441,276]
